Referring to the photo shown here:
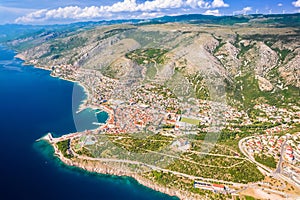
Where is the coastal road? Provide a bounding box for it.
[48,132,247,186]
[75,154,246,186]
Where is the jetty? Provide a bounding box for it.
[36,132,82,143]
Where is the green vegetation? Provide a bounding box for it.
[101,65,119,78]
[97,28,136,41]
[188,73,210,100]
[184,152,244,167]
[209,123,275,144]
[76,147,94,158]
[5,15,300,197]
[110,133,173,153]
[288,123,300,135]
[143,84,176,99]
[245,196,256,200]
[125,30,167,46]
[191,140,241,156]
[257,14,300,27]
[56,140,73,159]
[218,129,251,141]
[145,65,157,80]
[167,159,264,183]
[237,43,255,58]
[243,33,298,46]
[226,32,299,111]
[234,33,241,47]
[125,48,168,65]
[273,48,292,61]
[213,37,226,54]
[226,71,300,111]
[162,124,175,129]
[180,117,200,126]
[41,36,88,58]
[254,154,277,169]
[144,171,215,197]
[243,33,296,62]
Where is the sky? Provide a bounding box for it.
[0,0,300,24]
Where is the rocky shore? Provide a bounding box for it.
[44,134,201,200]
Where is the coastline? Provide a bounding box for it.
[15,53,26,61]
[42,133,198,200]
[16,52,189,200]
[15,53,92,114]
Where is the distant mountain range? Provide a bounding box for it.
[1,13,299,43]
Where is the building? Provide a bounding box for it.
[212,184,226,192]
[194,181,227,193]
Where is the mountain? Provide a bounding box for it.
[4,13,300,199]
[6,14,299,113]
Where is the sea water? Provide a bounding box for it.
[0,46,177,200]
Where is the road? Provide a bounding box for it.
[75,153,247,186]
[189,150,246,160]
[238,136,273,175]
[238,136,300,191]
[275,139,287,174]
[112,140,246,169]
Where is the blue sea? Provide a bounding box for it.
[0,46,178,200]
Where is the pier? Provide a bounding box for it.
[37,132,82,144]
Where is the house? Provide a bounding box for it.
[286,146,293,155]
[212,184,226,192]
[194,181,212,191]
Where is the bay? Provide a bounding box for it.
[0,46,177,200]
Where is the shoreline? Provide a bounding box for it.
[41,133,198,200]
[16,52,187,199]
[15,53,102,115]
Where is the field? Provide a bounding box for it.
[180,117,200,126]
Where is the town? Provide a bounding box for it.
[242,132,300,187]
[48,63,300,199]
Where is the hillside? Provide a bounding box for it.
[8,14,299,111]
[5,14,300,199]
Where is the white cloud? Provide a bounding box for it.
[185,0,198,8]
[188,0,229,9]
[243,7,252,12]
[140,0,184,11]
[15,0,230,23]
[16,6,107,23]
[277,3,283,7]
[131,12,164,19]
[211,0,229,8]
[233,6,252,15]
[203,9,220,16]
[292,0,300,7]
[196,0,211,9]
